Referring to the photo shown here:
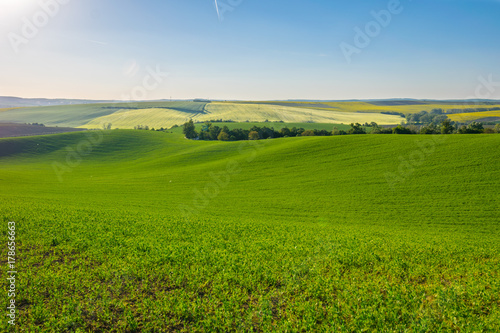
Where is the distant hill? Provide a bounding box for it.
[0,123,85,138]
[0,96,196,108]
[0,96,115,108]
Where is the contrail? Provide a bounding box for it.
[214,0,221,20]
[89,40,108,45]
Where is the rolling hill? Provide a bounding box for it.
[0,130,498,331]
[0,123,85,138]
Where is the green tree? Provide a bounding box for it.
[279,127,291,137]
[392,125,414,134]
[332,127,347,135]
[183,119,198,139]
[495,123,500,133]
[440,119,454,134]
[421,124,439,134]
[348,123,366,134]
[248,131,259,140]
[301,130,315,136]
[217,131,230,141]
[458,122,484,134]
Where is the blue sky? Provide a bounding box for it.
[1,0,499,100]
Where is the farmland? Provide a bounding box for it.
[447,110,500,122]
[0,123,84,138]
[0,130,499,331]
[231,100,500,115]
[78,102,405,129]
[2,100,500,130]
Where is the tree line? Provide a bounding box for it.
[183,119,500,141]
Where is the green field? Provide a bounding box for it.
[0,129,499,331]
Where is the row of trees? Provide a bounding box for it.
[183,120,500,141]
[183,120,323,141]
[405,109,448,125]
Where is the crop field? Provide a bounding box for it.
[0,101,406,130]
[203,103,403,125]
[0,102,208,129]
[0,108,20,113]
[4,100,500,131]
[81,108,195,130]
[237,101,500,115]
[447,110,500,122]
[0,123,85,138]
[0,130,499,331]
[83,102,403,129]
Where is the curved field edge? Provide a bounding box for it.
[0,132,499,331]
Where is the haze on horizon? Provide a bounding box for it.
[1,0,499,101]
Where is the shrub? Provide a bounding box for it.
[458,122,484,134]
[371,127,393,134]
[392,125,414,134]
[348,123,367,134]
[301,130,315,136]
[420,124,439,134]
[332,128,347,136]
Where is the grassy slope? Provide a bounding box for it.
[0,104,121,128]
[0,123,85,138]
[0,131,499,331]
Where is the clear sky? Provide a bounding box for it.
[1,0,499,100]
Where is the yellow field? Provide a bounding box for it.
[80,108,193,129]
[235,101,500,115]
[322,102,500,114]
[0,107,19,113]
[80,102,405,129]
[447,110,500,122]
